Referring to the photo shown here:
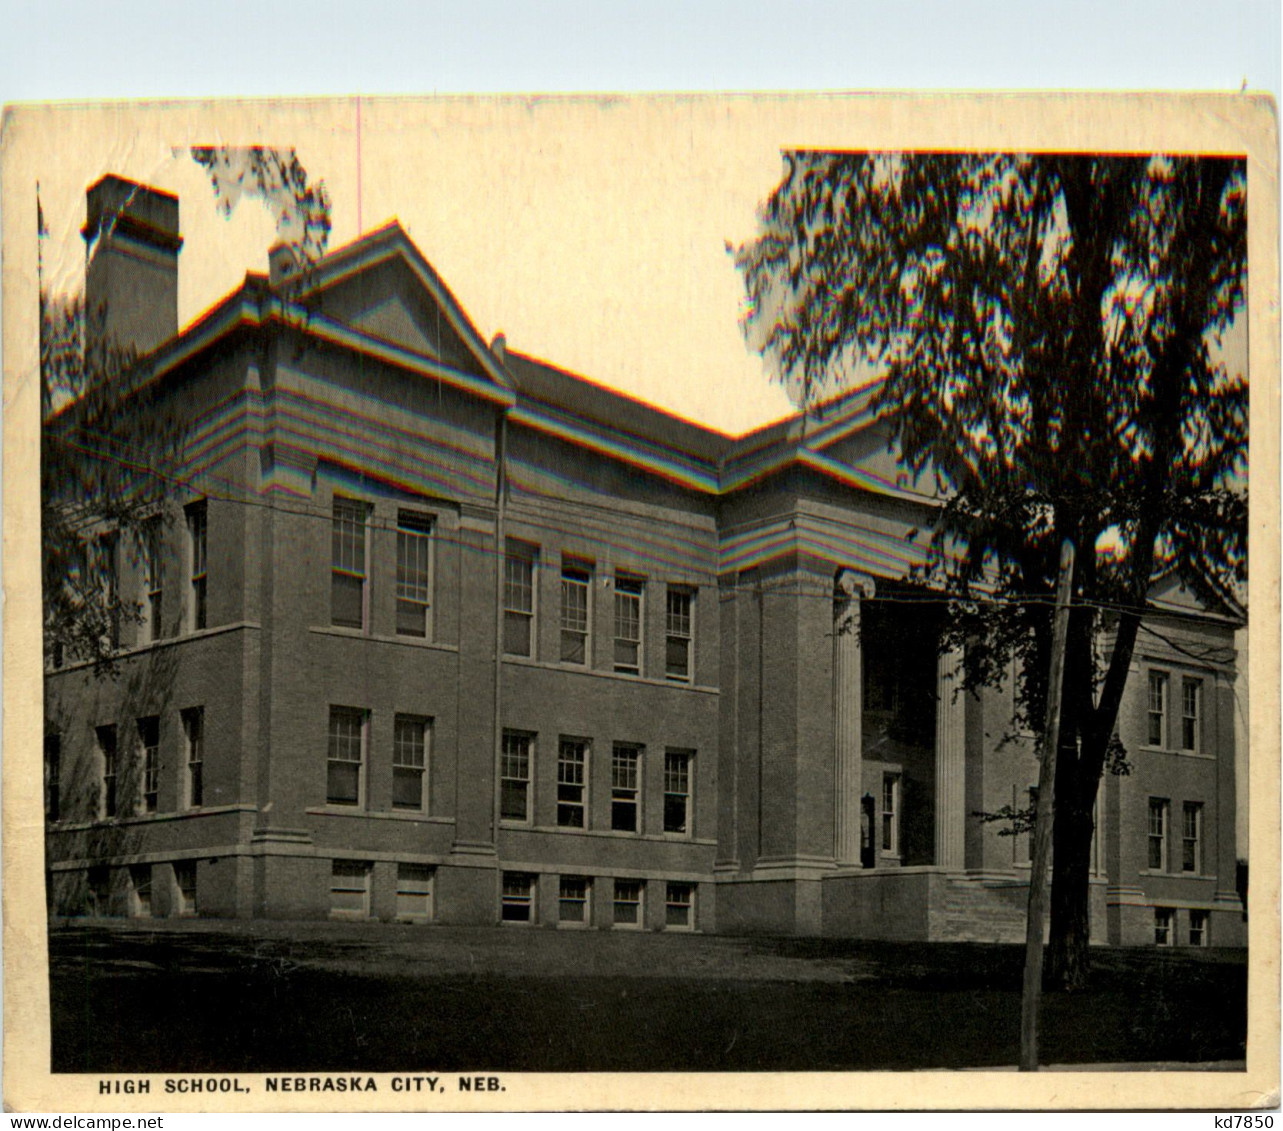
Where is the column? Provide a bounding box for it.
[934,646,966,870]
[834,570,872,866]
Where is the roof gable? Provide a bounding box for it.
[315,255,480,373]
[292,223,514,395]
[1148,571,1246,624]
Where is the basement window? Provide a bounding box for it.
[613,879,644,928]
[1188,909,1209,947]
[501,873,536,923]
[330,860,372,919]
[1154,906,1173,946]
[558,876,590,925]
[665,882,694,930]
[173,861,197,916]
[396,864,434,921]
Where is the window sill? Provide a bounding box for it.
[500,824,716,846]
[1138,869,1214,879]
[309,626,458,653]
[501,654,717,694]
[1136,745,1216,761]
[45,621,263,673]
[307,807,454,825]
[51,804,257,831]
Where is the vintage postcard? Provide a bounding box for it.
[2,93,1278,1112]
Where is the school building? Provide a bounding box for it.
[42,175,1247,947]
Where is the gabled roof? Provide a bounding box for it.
[289,220,515,395]
[87,221,942,508]
[506,350,730,463]
[1148,563,1248,625]
[120,221,519,412]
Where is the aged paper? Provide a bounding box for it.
[3,93,1279,1112]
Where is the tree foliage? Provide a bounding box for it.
[41,148,333,677]
[735,152,1247,986]
[188,146,332,271]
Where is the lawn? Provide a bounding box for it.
[48,919,1247,1073]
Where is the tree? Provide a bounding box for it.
[41,147,332,676]
[188,145,332,278]
[734,152,1247,988]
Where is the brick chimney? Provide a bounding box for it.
[82,175,183,361]
[268,241,301,288]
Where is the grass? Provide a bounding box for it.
[48,919,1247,1073]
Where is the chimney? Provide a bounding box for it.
[268,241,301,288]
[82,175,182,362]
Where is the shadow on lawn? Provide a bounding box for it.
[49,925,1247,1074]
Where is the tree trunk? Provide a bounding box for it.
[1046,778,1097,991]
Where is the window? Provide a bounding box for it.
[96,533,120,650]
[613,879,644,928]
[138,716,160,813]
[330,860,371,918]
[501,873,535,923]
[97,725,118,819]
[396,512,433,637]
[559,876,590,924]
[1181,678,1202,753]
[326,707,366,806]
[393,716,429,811]
[1147,671,1169,747]
[173,861,197,916]
[560,561,591,664]
[1189,909,1209,947]
[663,750,692,835]
[881,774,900,856]
[557,738,588,828]
[54,544,87,667]
[1020,785,1039,865]
[503,542,536,656]
[331,498,368,629]
[613,575,643,674]
[665,588,693,681]
[501,731,532,823]
[1154,907,1173,946]
[611,744,642,832]
[142,517,163,642]
[130,866,152,918]
[44,734,60,823]
[183,708,204,809]
[186,501,208,632]
[396,864,434,920]
[88,867,110,917]
[665,882,694,930]
[1148,798,1170,871]
[1182,802,1203,874]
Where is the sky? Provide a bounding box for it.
[27,99,804,435]
[22,94,1261,439]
